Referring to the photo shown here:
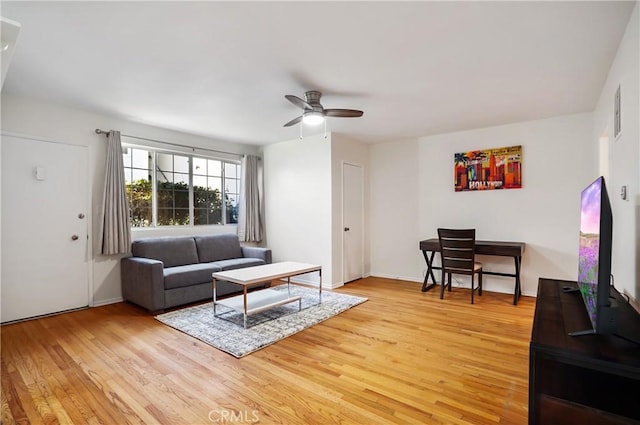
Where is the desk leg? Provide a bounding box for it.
[513,256,522,305]
[421,250,438,292]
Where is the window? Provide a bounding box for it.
[122,147,152,227]
[224,162,240,224]
[122,145,241,228]
[157,153,190,225]
[193,157,223,225]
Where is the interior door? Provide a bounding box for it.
[1,135,90,323]
[342,162,364,283]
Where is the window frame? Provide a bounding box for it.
[122,142,241,228]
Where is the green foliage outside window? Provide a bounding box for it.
[157,181,190,225]
[127,179,152,227]
[126,179,238,227]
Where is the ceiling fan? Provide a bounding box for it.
[283,90,363,127]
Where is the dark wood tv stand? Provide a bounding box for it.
[529,278,640,424]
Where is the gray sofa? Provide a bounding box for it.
[121,233,271,312]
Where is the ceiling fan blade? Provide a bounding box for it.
[283,116,303,127]
[285,95,313,110]
[324,109,364,118]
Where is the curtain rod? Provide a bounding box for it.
[94,128,244,158]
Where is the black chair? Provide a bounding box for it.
[437,228,483,304]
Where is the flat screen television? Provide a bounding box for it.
[573,176,616,336]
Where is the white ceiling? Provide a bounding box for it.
[1,1,636,146]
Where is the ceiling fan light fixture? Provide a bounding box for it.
[302,111,324,126]
[284,91,362,128]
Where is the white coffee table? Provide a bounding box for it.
[212,261,322,328]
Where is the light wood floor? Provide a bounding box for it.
[1,277,535,425]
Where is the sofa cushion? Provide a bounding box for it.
[132,236,199,268]
[211,257,266,271]
[195,234,243,263]
[164,263,223,290]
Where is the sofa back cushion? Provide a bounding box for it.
[195,234,243,263]
[131,236,199,267]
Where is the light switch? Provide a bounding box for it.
[35,166,45,181]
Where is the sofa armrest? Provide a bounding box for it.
[241,246,272,264]
[121,257,165,312]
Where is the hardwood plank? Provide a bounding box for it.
[1,359,24,425]
[1,277,535,424]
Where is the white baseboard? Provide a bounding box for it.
[91,297,123,307]
[370,272,423,283]
[276,276,343,290]
[623,289,640,314]
[369,273,537,298]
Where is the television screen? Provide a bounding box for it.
[577,176,614,334]
[578,177,602,329]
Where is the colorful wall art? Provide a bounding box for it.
[454,145,522,192]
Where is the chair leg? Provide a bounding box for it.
[478,271,483,296]
[471,275,475,304]
[447,273,452,292]
[440,273,446,299]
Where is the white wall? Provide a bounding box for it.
[369,139,422,282]
[365,5,640,301]
[593,3,639,303]
[263,133,333,287]
[370,113,595,297]
[1,94,260,306]
[263,132,370,288]
[331,133,370,285]
[3,3,638,307]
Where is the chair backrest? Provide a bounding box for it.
[437,228,477,275]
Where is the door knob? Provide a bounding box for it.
[71,235,79,241]
[78,213,85,219]
[344,227,350,232]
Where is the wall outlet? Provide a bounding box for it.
[621,185,628,200]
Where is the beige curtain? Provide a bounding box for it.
[237,155,263,242]
[99,130,131,254]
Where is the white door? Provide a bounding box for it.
[1,135,90,323]
[342,162,364,283]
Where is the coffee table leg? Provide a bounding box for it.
[243,287,248,328]
[319,268,322,303]
[213,278,217,317]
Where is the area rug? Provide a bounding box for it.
[155,285,367,358]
